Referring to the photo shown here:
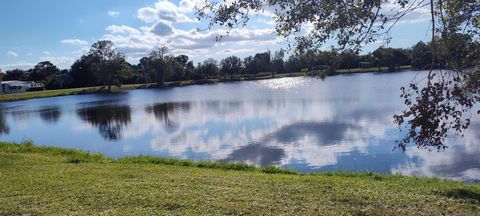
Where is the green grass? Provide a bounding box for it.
[0,83,150,102]
[0,141,297,174]
[0,86,97,102]
[0,141,479,215]
[335,65,413,74]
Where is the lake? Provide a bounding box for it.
[1,71,479,181]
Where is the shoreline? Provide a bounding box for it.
[1,141,479,215]
[0,66,413,103]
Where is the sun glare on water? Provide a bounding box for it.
[253,77,309,90]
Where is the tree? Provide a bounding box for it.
[175,55,189,67]
[253,52,271,74]
[137,57,152,84]
[300,50,318,71]
[48,69,74,89]
[271,49,286,76]
[171,55,190,81]
[29,61,60,88]
[411,41,432,70]
[15,61,64,89]
[88,40,131,91]
[145,47,174,85]
[372,47,410,72]
[393,48,411,68]
[70,54,100,87]
[338,50,359,71]
[319,49,339,74]
[243,56,256,75]
[373,47,396,72]
[198,58,219,78]
[198,0,480,150]
[5,69,28,81]
[184,61,195,80]
[220,56,243,78]
[0,70,4,82]
[284,55,302,73]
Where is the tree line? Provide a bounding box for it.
[1,38,476,90]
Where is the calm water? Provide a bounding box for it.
[1,71,479,181]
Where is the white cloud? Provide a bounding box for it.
[61,39,89,46]
[137,7,158,23]
[137,0,200,23]
[72,47,90,55]
[102,25,277,57]
[397,7,430,24]
[256,18,275,25]
[216,48,255,55]
[108,10,120,18]
[6,51,18,57]
[178,0,202,11]
[106,25,141,35]
[150,21,174,36]
[99,0,280,62]
[42,51,51,55]
[0,61,35,70]
[172,28,278,49]
[39,56,75,66]
[383,1,431,24]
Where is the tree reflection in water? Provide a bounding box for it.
[145,102,191,124]
[38,106,62,124]
[0,107,9,134]
[77,105,131,141]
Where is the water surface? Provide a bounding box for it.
[1,71,479,181]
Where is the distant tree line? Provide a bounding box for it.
[1,37,477,91]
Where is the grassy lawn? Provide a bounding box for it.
[335,65,413,74]
[0,142,479,215]
[0,86,99,102]
[0,84,149,102]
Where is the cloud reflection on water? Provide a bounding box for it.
[392,122,480,182]
[1,75,479,181]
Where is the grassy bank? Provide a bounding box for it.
[0,141,479,215]
[0,66,413,103]
[0,83,150,102]
[335,65,412,74]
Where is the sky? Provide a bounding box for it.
[0,0,433,70]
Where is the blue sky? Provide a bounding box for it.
[0,0,432,70]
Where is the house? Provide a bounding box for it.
[359,62,374,68]
[26,81,45,91]
[0,81,44,94]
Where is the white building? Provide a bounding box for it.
[0,81,44,94]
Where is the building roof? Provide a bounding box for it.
[1,80,28,85]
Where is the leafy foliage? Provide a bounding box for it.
[4,39,442,91]
[393,1,480,150]
[220,55,243,78]
[28,61,60,84]
[88,40,132,91]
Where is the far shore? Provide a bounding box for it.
[0,65,413,102]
